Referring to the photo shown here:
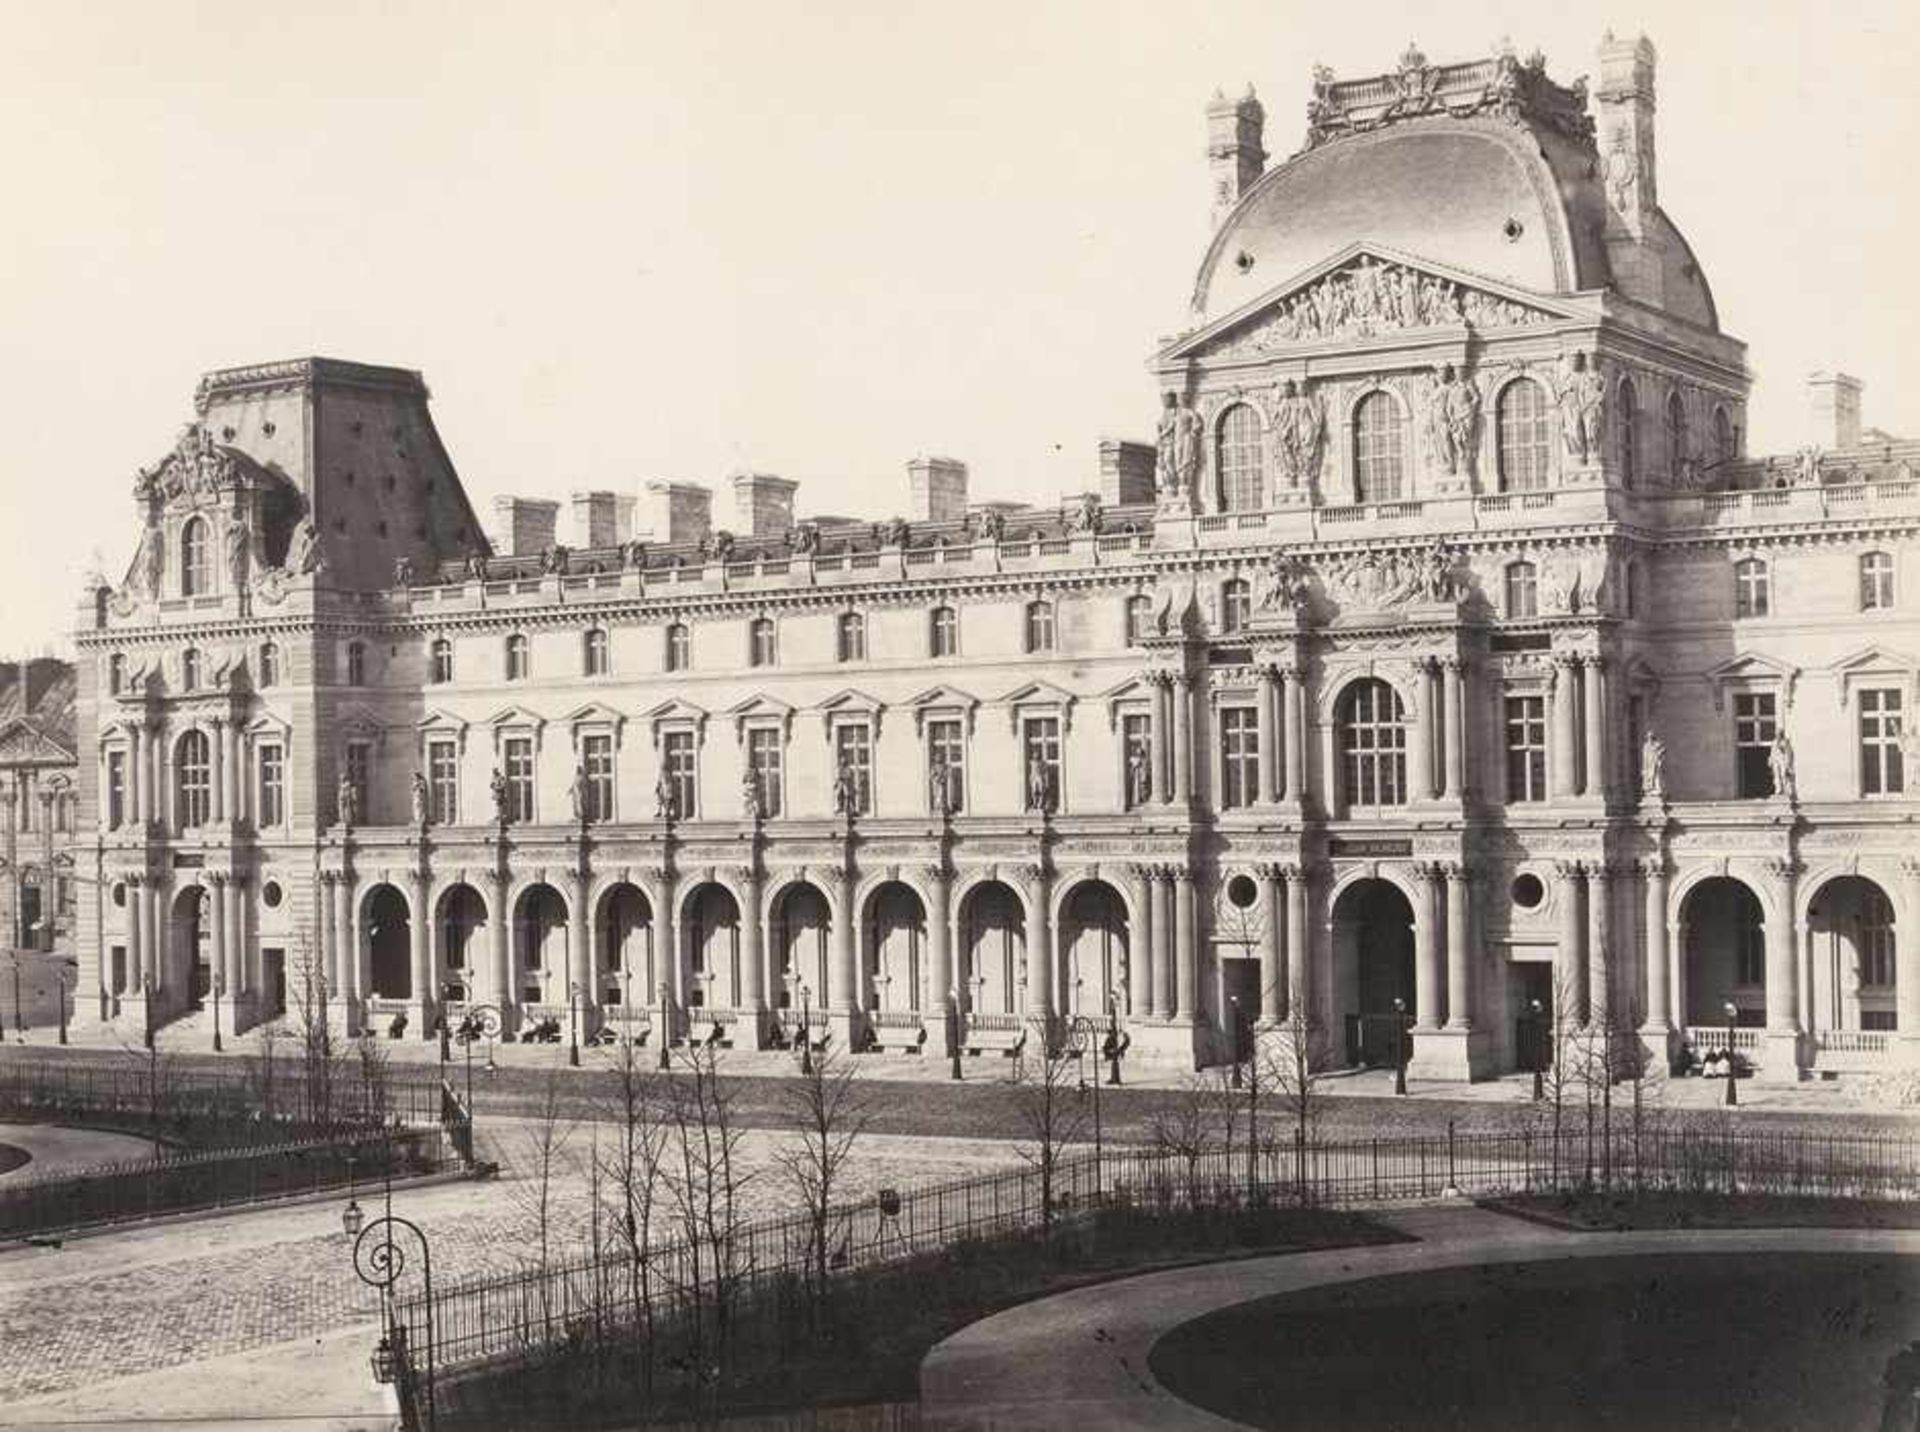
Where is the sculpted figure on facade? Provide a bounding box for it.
[1413,544,1466,603]
[337,772,358,830]
[223,519,250,593]
[394,556,415,588]
[653,768,679,822]
[970,508,1005,543]
[788,523,821,555]
[741,768,762,821]
[540,543,570,576]
[929,758,956,817]
[1540,558,1575,615]
[1026,758,1058,816]
[490,767,511,824]
[1069,493,1104,535]
[1770,730,1797,801]
[567,763,588,823]
[1553,351,1606,464]
[1640,730,1666,799]
[1427,364,1480,475]
[1222,257,1548,356]
[1126,744,1152,807]
[1272,380,1325,486]
[411,771,430,827]
[288,519,323,577]
[1255,548,1313,612]
[1155,392,1204,498]
[466,552,489,581]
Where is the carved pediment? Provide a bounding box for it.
[726,694,796,740]
[0,720,74,766]
[1166,244,1576,362]
[998,679,1079,734]
[1704,653,1801,712]
[904,684,981,733]
[1828,645,1920,710]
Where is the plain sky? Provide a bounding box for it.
[3,0,1917,652]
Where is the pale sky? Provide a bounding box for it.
[3,0,1917,652]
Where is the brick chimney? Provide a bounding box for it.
[1099,440,1158,507]
[639,481,712,546]
[1807,372,1864,451]
[570,490,635,549]
[731,473,799,539]
[1207,87,1266,229]
[908,457,969,523]
[490,496,560,556]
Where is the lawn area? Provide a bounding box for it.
[1486,1188,1920,1231]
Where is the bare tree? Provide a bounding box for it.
[509,1065,580,1335]
[287,927,347,1128]
[661,1041,754,1398]
[1010,1014,1089,1227]
[1262,998,1333,1205]
[1147,1071,1221,1208]
[354,1030,393,1126]
[243,1020,287,1131]
[595,1031,670,1407]
[773,1046,872,1310]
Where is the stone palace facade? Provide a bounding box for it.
[71,34,1920,1078]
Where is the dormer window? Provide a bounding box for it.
[506,633,530,681]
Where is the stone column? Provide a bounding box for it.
[1411,863,1440,1029]
[653,867,680,1017]
[132,723,150,828]
[1642,857,1672,1029]
[1172,867,1195,1019]
[1284,864,1309,1023]
[1256,665,1279,804]
[1261,863,1286,1024]
[1441,658,1466,800]
[487,871,511,1027]
[1550,656,1579,800]
[1025,864,1054,1020]
[1126,864,1153,1018]
[1445,862,1473,1029]
[1556,861,1587,1021]
[830,870,857,1014]
[148,876,167,996]
[1407,663,1434,802]
[126,873,145,991]
[226,725,244,826]
[925,864,952,1025]
[1150,866,1173,1018]
[1582,658,1606,799]
[223,873,244,1000]
[332,874,354,1004]
[1282,665,1307,806]
[317,871,336,994]
[565,869,589,1015]
[1901,860,1920,1042]
[1587,861,1613,1028]
[1171,675,1193,805]
[412,869,434,1031]
[1149,675,1170,806]
[210,721,228,824]
[740,866,766,1024]
[1765,859,1801,1033]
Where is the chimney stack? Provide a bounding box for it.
[731,472,799,539]
[1099,439,1158,507]
[1206,86,1266,230]
[490,496,561,556]
[1807,372,1864,452]
[908,457,969,523]
[639,481,713,546]
[570,490,636,549]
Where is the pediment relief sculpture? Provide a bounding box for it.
[133,424,239,510]
[1319,544,1468,612]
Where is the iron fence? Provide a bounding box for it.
[0,1124,459,1240]
[402,1121,1920,1375]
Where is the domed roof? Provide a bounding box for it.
[1195,116,1606,321]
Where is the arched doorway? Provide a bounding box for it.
[772,882,831,1008]
[683,883,741,1009]
[1807,876,1898,1034]
[364,884,412,999]
[436,884,486,1003]
[1330,878,1415,1066]
[864,882,926,1013]
[514,883,568,1007]
[1060,880,1129,1017]
[1681,877,1767,1028]
[961,880,1026,1016]
[169,884,210,1010]
[598,882,653,1009]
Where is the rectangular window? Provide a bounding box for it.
[1732,693,1777,798]
[1861,688,1906,796]
[750,619,777,668]
[106,750,127,830]
[1121,712,1152,810]
[1863,894,1896,987]
[1861,553,1895,611]
[834,724,873,816]
[663,731,697,820]
[927,717,965,813]
[1504,695,1547,803]
[345,743,372,824]
[428,738,459,825]
[581,733,615,821]
[930,607,958,658]
[1023,716,1061,811]
[747,727,784,818]
[257,742,285,828]
[504,736,536,824]
[1219,707,1258,808]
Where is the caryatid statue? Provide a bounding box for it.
[1555,351,1606,464]
[1428,364,1480,475]
[1156,392,1204,497]
[1273,380,1325,486]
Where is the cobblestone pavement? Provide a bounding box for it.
[0,1124,1023,1413]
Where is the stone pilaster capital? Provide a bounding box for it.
[1275,861,1304,883]
[124,871,144,890]
[731,864,760,890]
[1123,862,1154,885]
[1554,858,1586,880]
[920,862,951,890]
[1764,857,1803,884]
[1587,859,1617,886]
[1442,860,1469,883]
[1551,651,1580,671]
[1636,856,1669,881]
[1168,864,1193,887]
[207,869,229,889]
[1440,655,1465,676]
[645,865,672,890]
[1901,857,1920,881]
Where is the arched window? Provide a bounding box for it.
[1216,403,1264,512]
[345,641,366,686]
[1666,391,1689,476]
[1125,595,1153,648]
[1496,379,1552,492]
[505,633,530,681]
[1338,679,1407,808]
[176,729,211,828]
[1733,558,1770,619]
[257,641,279,688]
[180,517,212,597]
[1713,406,1735,466]
[664,623,689,672]
[430,638,454,684]
[1505,561,1538,619]
[1616,378,1639,489]
[181,647,201,691]
[929,606,958,658]
[749,617,777,667]
[583,627,609,677]
[1220,577,1251,634]
[1025,599,1056,653]
[1352,391,1406,503]
[1861,551,1895,611]
[837,612,866,662]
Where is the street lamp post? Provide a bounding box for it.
[1104,993,1125,1087]
[9,959,22,1043]
[438,983,453,1065]
[1229,995,1244,1090]
[947,988,963,1082]
[1723,1000,1739,1108]
[211,969,224,1053]
[798,981,813,1076]
[1530,997,1546,1102]
[1069,1015,1102,1197]
[1392,996,1408,1097]
[342,1163,437,1431]
[56,963,70,1046]
[454,1005,501,1112]
[142,971,155,1050]
[656,981,671,1071]
[568,981,581,1069]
